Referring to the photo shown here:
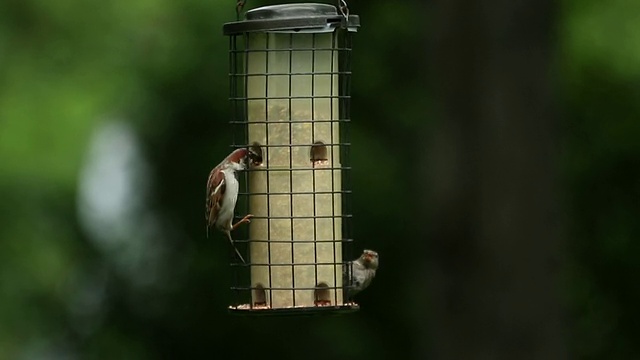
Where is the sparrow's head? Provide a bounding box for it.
[225,143,263,170]
[246,142,263,168]
[360,249,379,270]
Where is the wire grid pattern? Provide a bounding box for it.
[227,28,355,313]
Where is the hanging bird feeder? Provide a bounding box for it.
[224,0,360,315]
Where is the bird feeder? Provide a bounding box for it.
[224,1,360,315]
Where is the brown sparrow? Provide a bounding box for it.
[344,249,379,299]
[205,143,262,263]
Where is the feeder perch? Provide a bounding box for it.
[224,1,360,315]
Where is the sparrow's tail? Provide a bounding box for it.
[227,233,246,263]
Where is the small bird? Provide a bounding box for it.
[206,143,263,263]
[344,249,379,299]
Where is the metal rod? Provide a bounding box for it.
[330,29,338,306]
[287,32,296,307]
[264,32,274,309]
[311,32,319,304]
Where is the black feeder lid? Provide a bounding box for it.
[223,3,360,35]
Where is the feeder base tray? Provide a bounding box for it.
[228,302,360,316]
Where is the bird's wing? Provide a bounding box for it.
[206,167,226,232]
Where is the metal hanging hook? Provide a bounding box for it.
[337,0,349,28]
[236,0,246,21]
[338,0,349,22]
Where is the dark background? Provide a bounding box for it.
[1,0,639,358]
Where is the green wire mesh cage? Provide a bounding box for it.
[223,2,360,315]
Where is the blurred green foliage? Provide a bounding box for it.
[1,0,639,358]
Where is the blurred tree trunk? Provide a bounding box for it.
[420,0,567,359]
